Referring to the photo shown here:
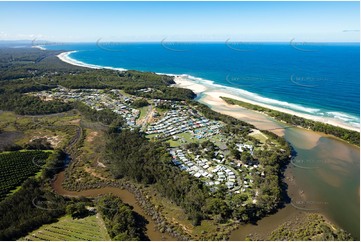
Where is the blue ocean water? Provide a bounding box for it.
[44,42,360,128]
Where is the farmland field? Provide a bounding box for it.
[22,214,110,241]
[0,150,50,200]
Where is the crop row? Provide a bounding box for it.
[0,150,50,200]
[23,215,108,241]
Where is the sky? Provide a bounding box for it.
[0,1,359,42]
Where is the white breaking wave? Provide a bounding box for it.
[57,51,360,130]
[58,51,127,71]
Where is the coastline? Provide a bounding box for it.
[32,45,46,50]
[57,51,126,71]
[55,50,360,238]
[173,76,360,133]
[57,50,359,133]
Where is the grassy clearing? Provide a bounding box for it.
[21,214,110,241]
[138,106,149,120]
[143,185,235,240]
[166,131,209,147]
[249,130,268,143]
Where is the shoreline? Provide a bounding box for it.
[32,45,46,51]
[54,50,360,238]
[173,76,360,133]
[57,50,359,133]
[57,51,126,71]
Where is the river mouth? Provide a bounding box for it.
[52,171,176,241]
[203,97,360,240]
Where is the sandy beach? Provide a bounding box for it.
[32,45,46,50]
[173,76,360,133]
[173,76,208,94]
[57,51,126,71]
[57,50,359,134]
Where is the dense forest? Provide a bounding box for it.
[73,101,124,126]
[222,97,360,146]
[0,178,67,240]
[105,128,209,225]
[105,114,291,226]
[96,195,148,240]
[0,48,195,116]
[0,93,72,115]
[269,213,353,240]
[0,47,340,240]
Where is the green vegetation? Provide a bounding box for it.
[0,179,67,240]
[0,48,354,240]
[0,48,84,82]
[96,195,148,240]
[73,101,123,126]
[132,98,150,108]
[269,214,353,241]
[0,48,195,116]
[105,128,209,225]
[22,214,110,241]
[0,93,72,115]
[130,86,196,101]
[0,150,50,200]
[221,97,360,146]
[66,202,89,219]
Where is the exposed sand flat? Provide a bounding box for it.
[206,91,359,132]
[199,93,285,136]
[174,76,207,94]
[173,76,359,132]
[285,127,321,150]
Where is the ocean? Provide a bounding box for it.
[43,42,360,238]
[44,42,360,129]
